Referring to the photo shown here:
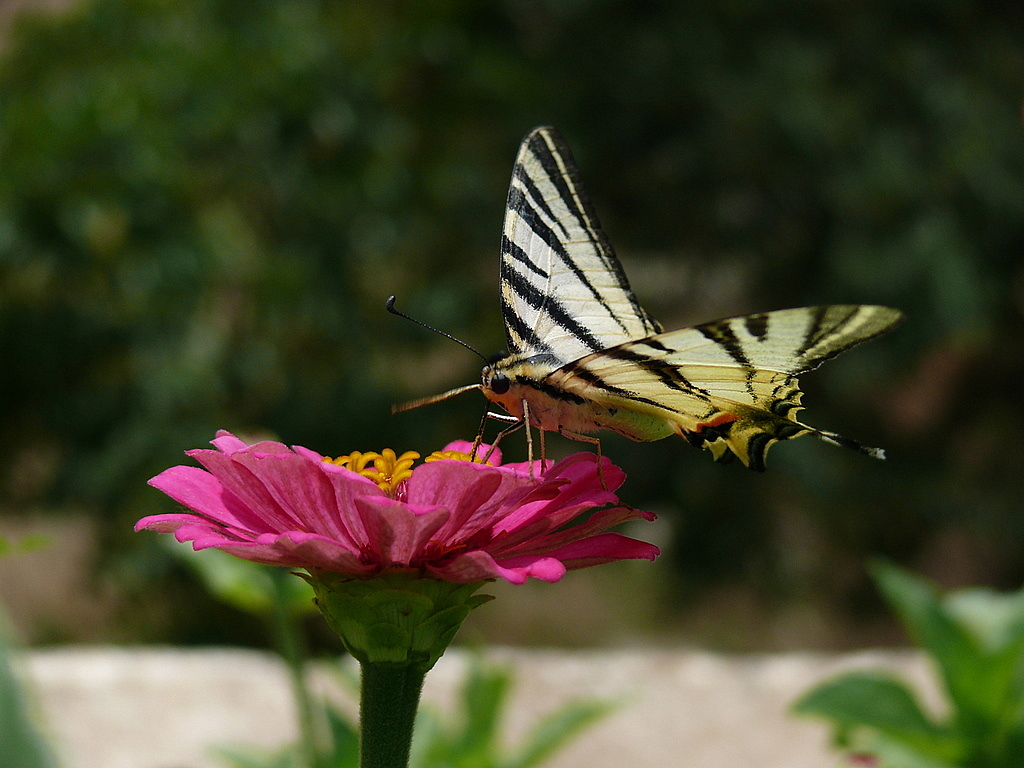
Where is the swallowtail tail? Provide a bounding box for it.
[409,127,903,471]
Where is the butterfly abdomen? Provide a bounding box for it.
[482,362,679,441]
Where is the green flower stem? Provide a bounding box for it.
[307,573,494,768]
[269,569,323,768]
[359,661,427,768]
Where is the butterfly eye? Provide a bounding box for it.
[490,373,511,395]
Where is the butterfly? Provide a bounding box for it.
[398,126,903,471]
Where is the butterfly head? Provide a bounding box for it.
[480,351,513,396]
[484,371,511,395]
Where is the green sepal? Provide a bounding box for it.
[304,571,493,672]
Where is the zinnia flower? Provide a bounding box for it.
[137,431,659,585]
[139,431,660,765]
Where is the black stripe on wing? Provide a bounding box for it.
[794,305,904,372]
[504,178,638,340]
[501,234,548,280]
[743,313,769,341]
[696,319,757,396]
[500,294,550,355]
[797,306,848,360]
[502,264,604,354]
[529,130,658,334]
[560,364,695,415]
[501,129,659,353]
[564,343,714,401]
[510,165,569,239]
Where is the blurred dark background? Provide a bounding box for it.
[1,0,1022,651]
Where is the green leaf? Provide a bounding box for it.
[997,720,1024,767]
[212,744,298,768]
[794,671,960,762]
[458,661,511,757]
[408,709,443,768]
[942,587,1024,739]
[869,561,993,726]
[167,540,315,618]
[867,734,961,768]
[408,656,615,768]
[873,561,1024,755]
[322,705,360,768]
[0,534,51,560]
[501,699,618,768]
[411,659,510,767]
[0,622,58,768]
[945,588,1024,654]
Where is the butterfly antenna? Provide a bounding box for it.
[386,295,488,362]
[392,384,482,414]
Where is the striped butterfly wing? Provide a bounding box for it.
[500,127,660,366]
[545,305,904,470]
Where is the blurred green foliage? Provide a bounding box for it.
[216,655,613,768]
[796,562,1024,767]
[1,0,1023,645]
[0,612,57,768]
[166,539,316,619]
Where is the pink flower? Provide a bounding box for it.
[137,431,659,585]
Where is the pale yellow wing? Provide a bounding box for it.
[500,127,660,364]
[546,305,904,469]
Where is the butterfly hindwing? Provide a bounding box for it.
[500,127,660,365]
[544,305,903,468]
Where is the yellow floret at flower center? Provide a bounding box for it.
[323,447,496,494]
[425,450,494,465]
[325,449,420,494]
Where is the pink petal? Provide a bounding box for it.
[229,451,363,550]
[146,466,267,533]
[135,513,212,535]
[353,497,450,567]
[423,549,521,584]
[431,549,568,584]
[421,549,506,582]
[208,535,376,574]
[404,460,502,507]
[211,432,292,456]
[141,433,658,583]
[497,556,567,582]
[521,532,660,570]
[311,462,388,548]
[249,530,374,572]
[210,431,250,453]
[187,448,304,532]
[292,445,326,462]
[406,462,539,544]
[497,504,655,556]
[134,512,188,533]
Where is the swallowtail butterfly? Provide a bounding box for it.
[401,127,903,471]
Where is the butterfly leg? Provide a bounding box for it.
[474,410,523,465]
[522,400,535,478]
[520,400,552,480]
[538,424,549,474]
[470,410,493,460]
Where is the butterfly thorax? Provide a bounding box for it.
[481,354,678,441]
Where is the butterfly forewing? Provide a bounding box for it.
[500,127,660,364]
